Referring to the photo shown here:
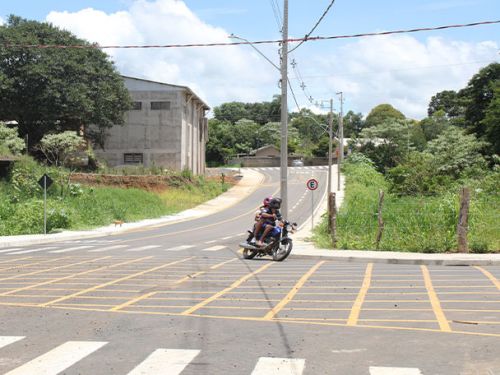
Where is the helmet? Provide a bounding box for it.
[269,198,282,209]
[263,196,273,206]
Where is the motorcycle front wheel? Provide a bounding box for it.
[272,240,293,261]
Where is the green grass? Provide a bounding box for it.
[312,161,499,253]
[0,179,230,236]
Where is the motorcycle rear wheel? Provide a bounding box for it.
[272,240,293,261]
[242,248,257,259]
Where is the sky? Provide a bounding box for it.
[1,0,499,119]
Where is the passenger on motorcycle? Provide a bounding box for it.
[250,196,272,245]
[256,198,282,247]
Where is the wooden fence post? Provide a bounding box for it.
[328,192,337,248]
[375,190,385,250]
[457,187,470,253]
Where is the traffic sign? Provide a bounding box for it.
[38,174,53,189]
[306,178,318,191]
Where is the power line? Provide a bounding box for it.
[2,20,498,49]
[289,0,336,53]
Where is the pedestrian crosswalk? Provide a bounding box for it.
[0,242,233,255]
[0,335,425,374]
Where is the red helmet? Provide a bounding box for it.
[263,196,273,206]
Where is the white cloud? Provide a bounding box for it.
[46,0,277,109]
[309,35,499,118]
[45,1,499,119]
[0,16,4,26]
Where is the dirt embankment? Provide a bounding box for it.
[69,172,238,191]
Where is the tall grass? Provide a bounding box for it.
[312,160,499,252]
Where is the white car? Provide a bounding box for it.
[291,159,304,167]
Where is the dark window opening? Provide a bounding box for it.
[151,101,171,110]
[132,101,142,110]
[124,153,143,164]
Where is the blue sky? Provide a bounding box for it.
[1,0,499,118]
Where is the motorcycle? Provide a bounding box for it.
[239,219,297,261]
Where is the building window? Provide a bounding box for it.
[124,153,143,164]
[132,101,142,110]
[151,101,171,110]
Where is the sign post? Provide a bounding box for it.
[306,178,319,230]
[38,174,53,234]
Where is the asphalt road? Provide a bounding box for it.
[0,166,499,375]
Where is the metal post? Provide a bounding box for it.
[43,176,47,235]
[311,189,314,230]
[328,99,333,198]
[337,92,344,191]
[280,0,289,218]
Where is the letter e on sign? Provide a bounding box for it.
[306,178,318,191]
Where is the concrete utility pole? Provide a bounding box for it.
[328,99,333,197]
[336,92,344,191]
[280,0,289,217]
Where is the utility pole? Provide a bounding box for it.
[336,92,344,191]
[280,0,289,217]
[328,99,333,197]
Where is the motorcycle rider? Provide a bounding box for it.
[250,196,272,245]
[256,198,282,247]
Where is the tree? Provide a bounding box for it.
[481,82,500,155]
[0,122,25,155]
[213,96,281,125]
[364,104,405,128]
[419,110,450,142]
[37,131,86,167]
[343,110,364,137]
[426,127,487,179]
[359,119,417,172]
[427,90,466,124]
[0,16,131,149]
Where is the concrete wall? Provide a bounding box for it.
[94,77,208,174]
[230,156,333,168]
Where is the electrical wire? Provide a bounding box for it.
[2,20,498,49]
[289,0,336,53]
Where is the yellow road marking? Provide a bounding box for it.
[0,257,70,272]
[110,258,237,311]
[40,257,193,307]
[263,261,325,320]
[0,257,112,295]
[421,265,451,332]
[347,263,373,326]
[475,267,500,290]
[181,262,274,315]
[0,257,33,265]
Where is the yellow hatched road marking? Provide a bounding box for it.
[0,257,111,282]
[181,262,274,315]
[421,265,451,332]
[347,263,373,326]
[110,258,236,311]
[40,257,193,307]
[475,267,500,290]
[0,257,70,272]
[263,261,325,320]
[0,257,33,265]
[0,257,112,295]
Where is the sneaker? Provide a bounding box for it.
[249,238,256,244]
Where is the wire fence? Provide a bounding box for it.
[331,189,499,253]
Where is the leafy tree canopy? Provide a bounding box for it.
[0,15,131,149]
[0,122,25,155]
[37,131,86,167]
[213,95,281,125]
[364,104,405,128]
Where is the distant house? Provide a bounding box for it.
[93,76,210,175]
[251,145,280,158]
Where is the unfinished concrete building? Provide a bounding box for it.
[94,76,209,175]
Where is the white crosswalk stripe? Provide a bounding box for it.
[4,341,107,375]
[165,245,195,251]
[127,245,161,252]
[370,367,423,375]
[50,246,94,253]
[126,348,200,375]
[203,245,227,252]
[251,357,305,375]
[0,336,25,349]
[88,245,129,252]
[9,247,58,255]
